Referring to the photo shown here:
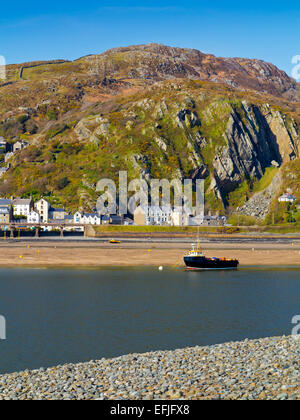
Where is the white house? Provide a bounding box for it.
[149,205,172,225]
[0,137,7,151]
[0,165,10,178]
[13,140,28,153]
[82,213,101,225]
[35,199,50,222]
[74,211,82,224]
[188,214,205,226]
[74,211,101,225]
[278,193,297,203]
[5,152,14,163]
[27,211,41,224]
[171,206,192,226]
[12,198,33,217]
[134,205,172,226]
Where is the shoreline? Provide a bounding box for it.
[0,335,299,400]
[0,240,299,267]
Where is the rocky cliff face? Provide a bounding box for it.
[211,102,299,204]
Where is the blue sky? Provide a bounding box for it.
[0,0,300,76]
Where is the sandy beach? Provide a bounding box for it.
[0,240,299,267]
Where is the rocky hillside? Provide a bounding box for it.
[2,43,299,122]
[0,44,299,222]
[97,43,298,100]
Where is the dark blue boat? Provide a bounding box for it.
[184,244,239,270]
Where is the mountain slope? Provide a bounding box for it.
[1,79,299,218]
[0,44,299,221]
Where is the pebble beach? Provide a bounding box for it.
[0,335,299,400]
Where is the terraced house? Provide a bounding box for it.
[35,199,50,223]
[49,208,68,221]
[12,198,33,217]
[0,206,12,223]
[134,205,172,226]
[27,210,41,224]
[74,212,101,225]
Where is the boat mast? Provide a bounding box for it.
[197,226,200,252]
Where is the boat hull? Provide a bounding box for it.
[184,256,239,270]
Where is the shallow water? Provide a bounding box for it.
[0,267,299,374]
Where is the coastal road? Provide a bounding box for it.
[0,235,300,245]
[0,236,300,251]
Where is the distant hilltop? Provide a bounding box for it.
[5,43,299,101]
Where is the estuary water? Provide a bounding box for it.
[0,267,299,374]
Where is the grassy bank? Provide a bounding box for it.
[92,224,300,236]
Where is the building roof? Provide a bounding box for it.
[0,199,11,206]
[14,140,27,146]
[36,198,49,203]
[50,208,66,212]
[172,206,193,214]
[82,213,101,218]
[12,198,32,206]
[135,205,172,214]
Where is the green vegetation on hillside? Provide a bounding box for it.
[0,48,299,224]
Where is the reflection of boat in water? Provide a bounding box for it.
[184,243,239,270]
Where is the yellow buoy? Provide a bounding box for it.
[19,255,23,259]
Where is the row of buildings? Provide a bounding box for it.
[2,192,296,227]
[0,198,126,226]
[0,197,227,227]
[133,205,227,226]
[0,198,68,224]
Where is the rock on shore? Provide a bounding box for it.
[0,335,299,400]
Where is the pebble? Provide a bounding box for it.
[0,335,299,400]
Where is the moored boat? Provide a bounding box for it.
[184,243,239,270]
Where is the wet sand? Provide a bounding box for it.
[0,240,299,267]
